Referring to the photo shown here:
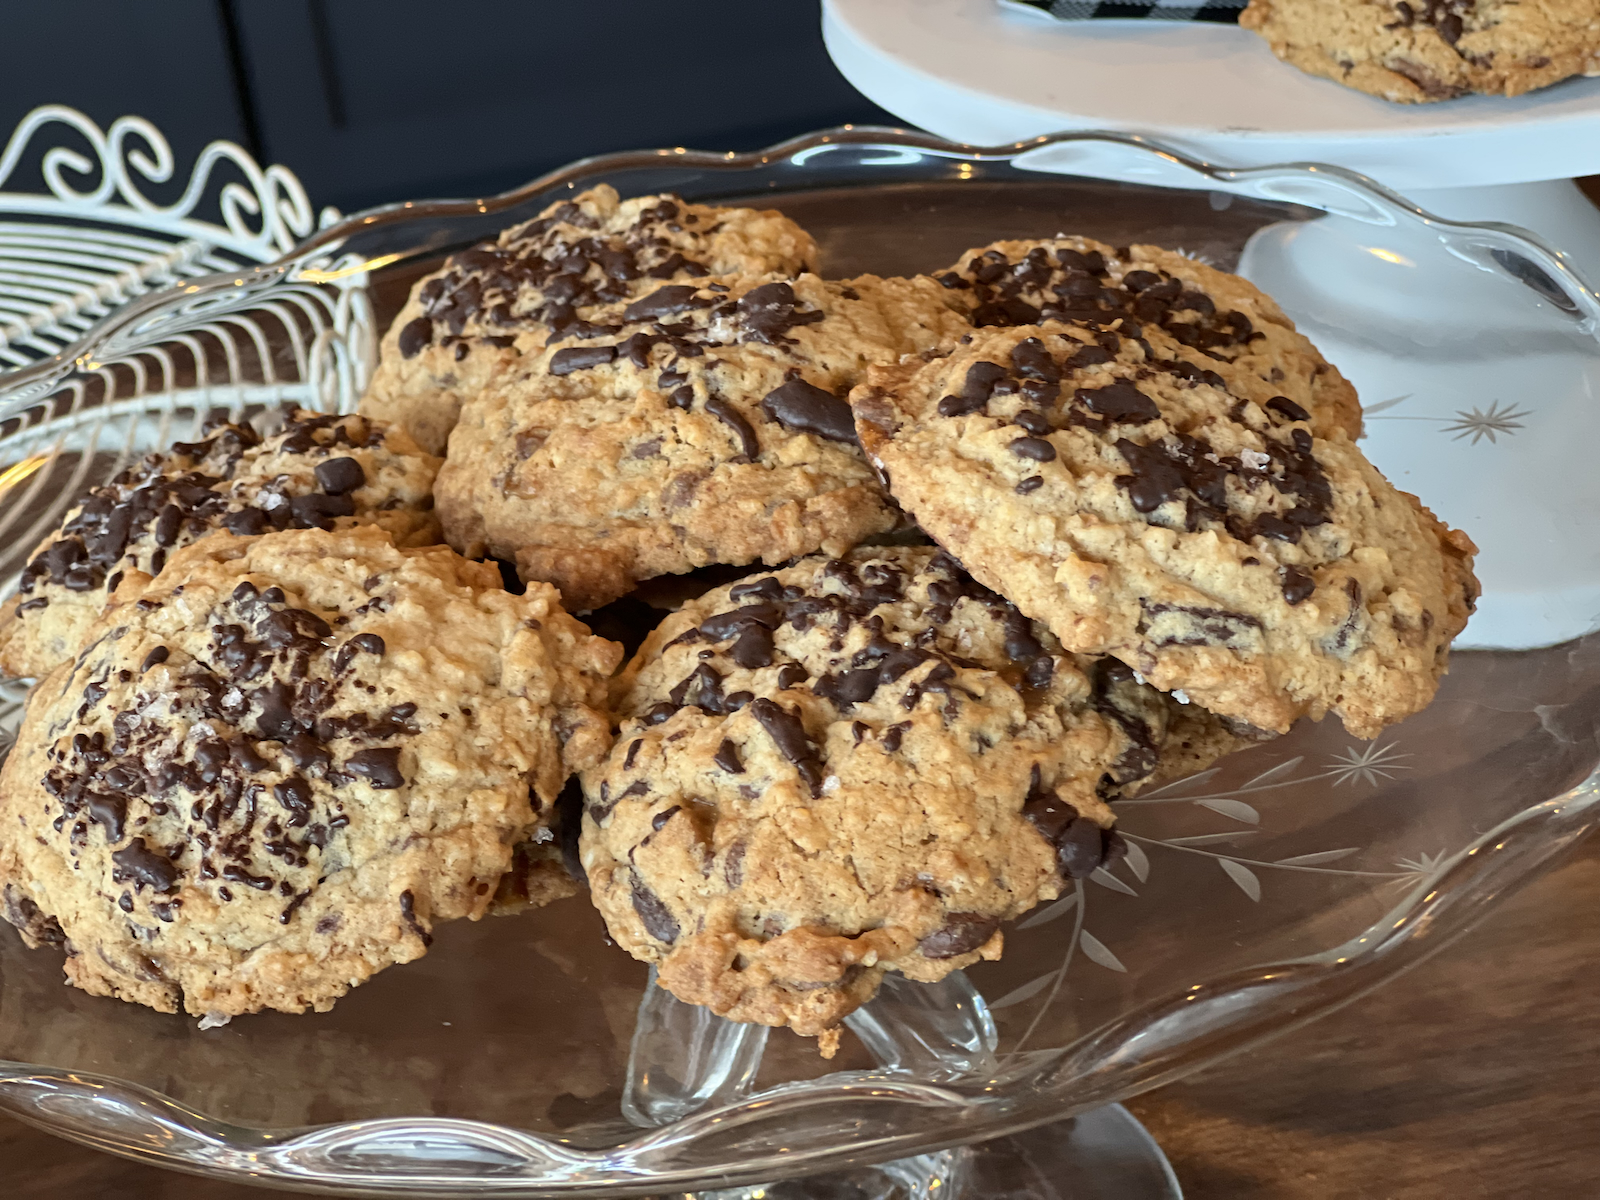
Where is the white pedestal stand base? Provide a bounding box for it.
[1234,182,1600,650]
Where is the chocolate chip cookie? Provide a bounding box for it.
[852,324,1478,739]
[937,237,1362,441]
[361,185,819,455]
[1242,0,1600,102]
[0,409,441,683]
[0,525,619,1018]
[580,548,1240,1052]
[436,273,970,612]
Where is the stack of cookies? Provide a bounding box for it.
[0,185,1477,1055]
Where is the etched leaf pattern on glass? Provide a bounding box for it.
[994,738,1464,1047]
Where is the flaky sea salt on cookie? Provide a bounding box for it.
[0,409,441,682]
[360,185,820,455]
[436,272,969,612]
[580,547,1239,1051]
[0,525,618,1019]
[852,323,1477,739]
[937,236,1362,442]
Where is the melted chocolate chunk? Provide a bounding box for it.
[1281,565,1315,606]
[1088,659,1160,786]
[919,913,999,959]
[760,377,857,444]
[705,396,760,462]
[813,667,881,710]
[346,747,404,789]
[224,507,270,536]
[1010,337,1060,382]
[1009,436,1056,462]
[735,282,825,346]
[398,317,434,358]
[1022,766,1120,879]
[1076,381,1160,424]
[1057,817,1111,879]
[1115,439,1189,514]
[713,740,744,774]
[699,603,782,642]
[1266,395,1310,423]
[314,457,365,495]
[399,889,433,946]
[624,285,709,324]
[938,361,1009,418]
[1138,601,1262,649]
[140,646,169,672]
[631,872,680,943]
[288,492,356,530]
[729,625,775,669]
[750,698,825,797]
[333,632,385,673]
[550,345,617,375]
[112,838,179,893]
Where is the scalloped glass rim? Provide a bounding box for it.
[3,785,1596,1197]
[1,128,1598,1196]
[5,123,1598,417]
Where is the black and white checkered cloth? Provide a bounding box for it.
[1000,0,1246,20]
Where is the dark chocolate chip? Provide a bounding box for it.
[1281,565,1315,606]
[1077,381,1160,424]
[919,913,1000,959]
[621,284,705,324]
[1009,436,1056,462]
[631,873,680,943]
[399,889,433,946]
[705,396,760,461]
[1265,395,1310,423]
[760,377,857,444]
[750,697,825,797]
[714,740,743,774]
[550,345,617,375]
[398,317,434,359]
[314,457,365,495]
[111,838,178,893]
[346,747,404,789]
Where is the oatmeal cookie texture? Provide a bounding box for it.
[437,272,970,611]
[580,548,1238,1050]
[1242,0,1600,102]
[0,526,619,1017]
[852,324,1477,739]
[360,185,819,455]
[0,409,441,682]
[938,237,1362,441]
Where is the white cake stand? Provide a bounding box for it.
[824,0,1600,652]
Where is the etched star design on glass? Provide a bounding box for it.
[1324,741,1412,788]
[1441,400,1532,445]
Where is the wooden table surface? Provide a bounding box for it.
[3,832,1594,1198]
[5,182,1600,1200]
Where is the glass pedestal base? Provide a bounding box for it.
[667,1106,1181,1200]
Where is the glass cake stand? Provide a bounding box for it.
[0,128,1597,1198]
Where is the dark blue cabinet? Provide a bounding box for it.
[0,2,893,212]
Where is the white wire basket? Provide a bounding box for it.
[0,103,375,727]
